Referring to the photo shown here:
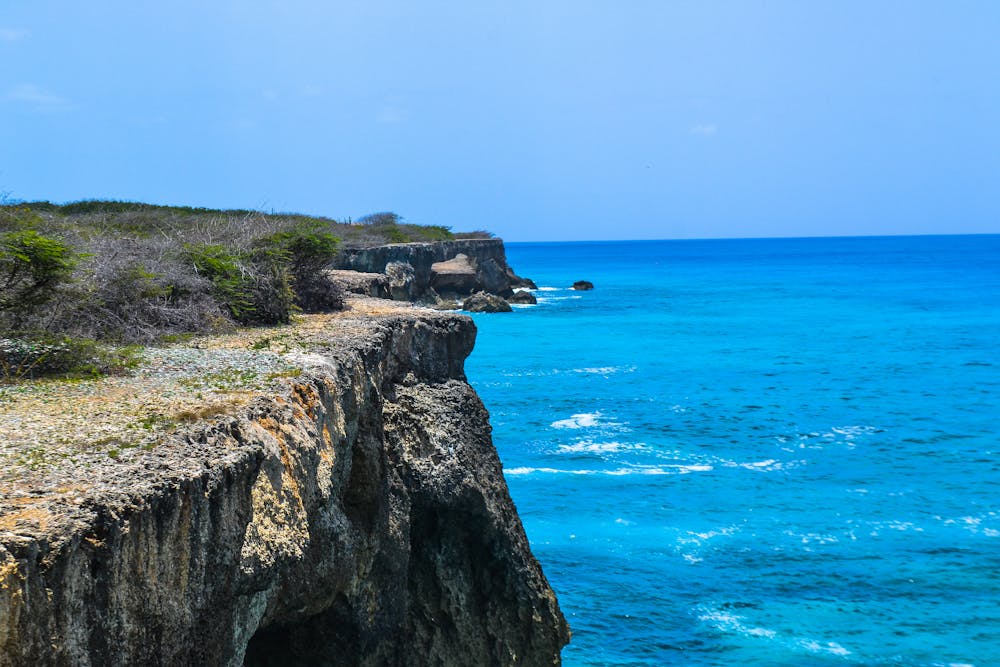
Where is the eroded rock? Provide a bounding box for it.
[462,292,513,313]
[326,270,391,299]
[509,290,538,305]
[0,306,568,666]
[335,240,523,301]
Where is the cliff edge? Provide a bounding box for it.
[0,300,569,666]
[333,239,534,303]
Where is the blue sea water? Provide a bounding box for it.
[463,236,1000,667]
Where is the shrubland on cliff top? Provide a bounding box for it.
[0,201,565,665]
[0,297,569,666]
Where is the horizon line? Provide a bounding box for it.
[503,232,1000,244]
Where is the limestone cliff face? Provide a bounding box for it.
[0,310,568,666]
[334,239,532,301]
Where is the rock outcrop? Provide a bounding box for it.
[462,293,513,313]
[334,239,532,302]
[0,303,568,666]
[571,281,594,291]
[325,270,391,299]
[508,290,538,305]
[429,254,478,295]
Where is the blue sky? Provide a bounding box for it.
[2,2,998,241]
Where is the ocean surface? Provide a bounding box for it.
[463,236,1000,667]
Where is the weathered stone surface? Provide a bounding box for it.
[0,305,568,666]
[430,254,478,295]
[508,290,538,305]
[335,240,522,301]
[326,270,391,299]
[571,280,594,291]
[385,261,417,301]
[506,267,537,290]
[462,292,513,313]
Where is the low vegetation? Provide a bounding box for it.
[0,199,468,380]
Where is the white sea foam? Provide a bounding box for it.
[698,607,852,657]
[784,530,841,546]
[570,365,637,375]
[937,513,1000,537]
[535,286,562,291]
[718,458,801,472]
[676,464,714,473]
[697,609,777,639]
[534,298,583,306]
[551,413,602,429]
[799,639,851,656]
[504,464,710,477]
[830,424,884,439]
[557,440,635,454]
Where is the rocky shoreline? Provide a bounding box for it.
[331,239,536,310]
[0,297,569,665]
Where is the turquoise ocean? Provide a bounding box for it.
[464,236,1000,666]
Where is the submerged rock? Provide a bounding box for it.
[509,290,538,305]
[462,292,513,313]
[571,280,594,290]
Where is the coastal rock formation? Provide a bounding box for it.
[334,239,532,302]
[385,261,418,301]
[463,292,513,313]
[430,254,478,295]
[571,281,594,291]
[509,272,538,290]
[0,305,568,666]
[325,270,391,299]
[508,290,538,305]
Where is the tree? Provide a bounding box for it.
[357,211,402,226]
[0,225,76,323]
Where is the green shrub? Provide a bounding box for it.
[0,334,142,381]
[243,244,296,325]
[255,221,344,312]
[184,242,296,325]
[0,221,76,324]
[0,201,478,346]
[184,243,257,321]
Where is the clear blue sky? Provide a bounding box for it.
[2,2,999,241]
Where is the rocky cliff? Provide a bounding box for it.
[0,302,569,666]
[333,239,533,302]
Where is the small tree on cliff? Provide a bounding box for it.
[0,210,76,327]
[357,211,402,226]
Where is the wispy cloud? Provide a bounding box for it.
[690,123,718,137]
[6,84,72,111]
[0,28,29,42]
